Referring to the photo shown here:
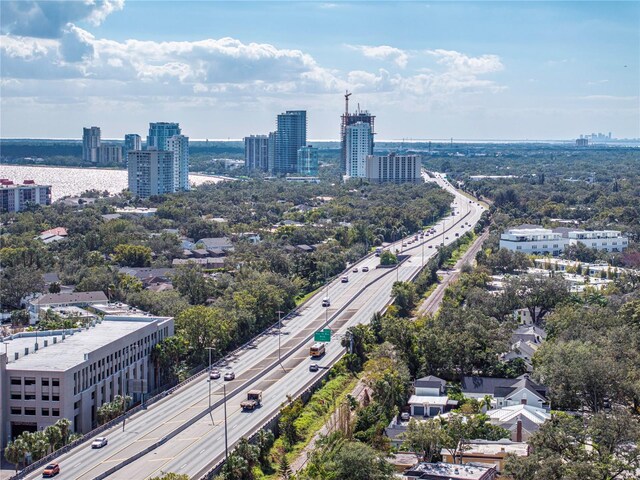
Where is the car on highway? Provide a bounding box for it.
[352,267,359,273]
[91,437,108,449]
[341,276,349,283]
[309,363,319,372]
[224,371,235,381]
[42,463,60,477]
[209,369,220,380]
[428,245,433,248]
[402,243,407,247]
[461,225,464,228]
[455,233,459,237]
[362,266,369,272]
[445,236,449,239]
[322,297,331,307]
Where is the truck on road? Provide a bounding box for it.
[241,390,263,411]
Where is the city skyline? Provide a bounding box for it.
[1,1,639,140]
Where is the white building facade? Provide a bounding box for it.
[0,180,52,213]
[244,135,269,171]
[500,227,628,256]
[82,126,101,163]
[0,304,174,446]
[128,149,176,198]
[568,230,628,252]
[166,134,190,191]
[345,121,372,178]
[365,153,421,183]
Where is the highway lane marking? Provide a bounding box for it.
[148,457,175,462]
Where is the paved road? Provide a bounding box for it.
[21,173,484,480]
[416,229,489,316]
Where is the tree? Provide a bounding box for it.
[0,265,44,309]
[171,264,211,305]
[55,418,72,445]
[379,250,398,266]
[4,438,28,472]
[279,454,292,479]
[44,424,62,453]
[327,441,394,480]
[391,281,419,317]
[148,474,190,480]
[48,281,61,294]
[255,429,275,468]
[402,418,443,462]
[507,274,570,324]
[504,410,640,480]
[112,244,152,267]
[175,306,232,362]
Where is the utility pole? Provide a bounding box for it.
[276,310,284,363]
[223,384,229,461]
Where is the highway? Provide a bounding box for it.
[21,172,484,480]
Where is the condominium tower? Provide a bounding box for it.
[244,135,269,171]
[124,134,142,163]
[146,122,181,150]
[274,111,307,175]
[297,145,319,176]
[128,150,176,198]
[166,134,190,191]
[365,153,421,183]
[340,101,374,174]
[345,122,372,178]
[82,127,101,163]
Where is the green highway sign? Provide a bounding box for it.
[314,328,331,342]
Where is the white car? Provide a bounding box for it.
[91,437,108,449]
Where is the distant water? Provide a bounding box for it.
[0,165,227,201]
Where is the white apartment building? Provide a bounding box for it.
[244,135,269,171]
[128,149,176,198]
[365,153,421,183]
[27,291,108,324]
[166,134,190,191]
[82,126,101,163]
[0,303,173,447]
[345,121,372,178]
[500,226,628,256]
[499,227,566,255]
[568,230,628,252]
[0,179,52,213]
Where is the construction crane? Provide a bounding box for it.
[344,91,352,116]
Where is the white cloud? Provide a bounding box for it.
[427,49,503,75]
[0,0,124,38]
[349,45,409,68]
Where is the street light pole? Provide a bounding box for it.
[276,310,284,363]
[223,384,229,461]
[206,346,215,424]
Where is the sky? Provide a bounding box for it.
[1,1,639,140]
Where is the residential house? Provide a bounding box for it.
[486,404,550,442]
[195,237,233,251]
[408,375,457,418]
[441,439,530,473]
[460,374,549,410]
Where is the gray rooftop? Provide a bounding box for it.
[31,291,107,306]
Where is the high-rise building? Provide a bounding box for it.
[345,122,372,178]
[0,179,51,212]
[274,111,307,175]
[340,95,374,174]
[82,127,101,163]
[365,153,421,183]
[147,122,181,151]
[166,134,190,191]
[297,145,319,176]
[98,144,123,165]
[128,149,176,198]
[244,135,269,171]
[124,134,142,163]
[267,131,277,174]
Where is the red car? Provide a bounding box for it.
[43,463,60,477]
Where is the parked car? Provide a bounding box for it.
[91,437,108,449]
[224,371,235,381]
[309,363,319,372]
[209,369,220,380]
[400,412,410,421]
[42,463,60,477]
[341,276,349,283]
[362,266,369,272]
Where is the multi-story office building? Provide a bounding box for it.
[345,122,372,178]
[166,134,190,191]
[499,226,628,255]
[82,126,101,163]
[0,303,174,445]
[127,149,176,198]
[98,144,123,165]
[274,111,307,175]
[365,153,421,183]
[0,179,52,212]
[146,122,181,151]
[340,105,374,174]
[124,134,142,164]
[297,145,319,176]
[244,135,269,171]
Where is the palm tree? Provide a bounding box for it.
[5,438,28,473]
[44,424,62,453]
[55,418,72,445]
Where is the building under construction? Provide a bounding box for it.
[340,92,375,174]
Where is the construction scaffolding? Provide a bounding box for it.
[340,91,375,174]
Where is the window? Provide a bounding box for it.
[42,394,49,401]
[52,395,60,402]
[10,407,21,415]
[24,394,36,400]
[10,378,21,385]
[74,401,80,409]
[51,378,60,387]
[24,378,36,386]
[24,408,36,416]
[42,409,50,416]
[52,409,60,417]
[10,393,21,400]
[41,378,49,386]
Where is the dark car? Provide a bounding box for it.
[309,363,319,372]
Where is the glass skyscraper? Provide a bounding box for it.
[274,111,306,175]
